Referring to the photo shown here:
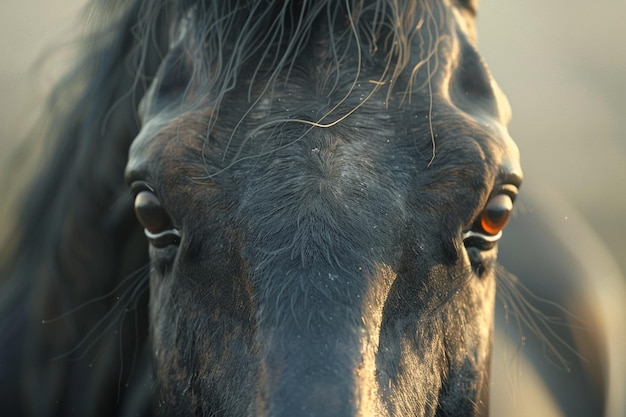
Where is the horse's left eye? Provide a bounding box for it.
[463,192,515,250]
[480,194,513,235]
[133,189,181,248]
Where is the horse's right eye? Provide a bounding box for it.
[133,189,181,248]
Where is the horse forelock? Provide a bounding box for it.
[129,0,470,115]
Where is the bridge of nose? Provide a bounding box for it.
[251,264,397,417]
[238,126,403,412]
[260,333,360,417]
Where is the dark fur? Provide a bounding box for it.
[0,1,526,416]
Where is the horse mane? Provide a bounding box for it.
[0,0,476,414]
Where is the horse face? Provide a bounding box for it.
[125,2,521,416]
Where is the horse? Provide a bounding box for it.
[0,0,623,416]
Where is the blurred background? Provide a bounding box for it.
[1,0,624,274]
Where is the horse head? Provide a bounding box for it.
[123,1,521,415]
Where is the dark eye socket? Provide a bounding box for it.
[131,183,181,248]
[463,191,516,250]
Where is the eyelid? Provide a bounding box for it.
[144,228,181,240]
[130,181,155,195]
[462,229,502,243]
[494,183,518,200]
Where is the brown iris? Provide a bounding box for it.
[480,193,513,236]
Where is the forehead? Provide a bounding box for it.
[127,0,521,199]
